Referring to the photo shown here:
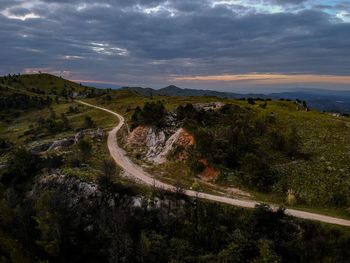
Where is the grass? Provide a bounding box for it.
[0,101,115,144]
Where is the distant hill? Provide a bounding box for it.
[121,85,350,113]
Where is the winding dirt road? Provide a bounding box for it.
[78,100,350,227]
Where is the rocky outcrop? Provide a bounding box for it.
[153,128,195,164]
[126,126,194,164]
[126,126,166,162]
[30,142,52,153]
[29,172,101,204]
[74,128,106,143]
[193,102,224,111]
[48,137,75,151]
[153,128,183,164]
[163,111,179,134]
[47,128,106,152]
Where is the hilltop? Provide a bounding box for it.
[0,73,96,95]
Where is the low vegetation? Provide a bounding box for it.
[1,148,350,262]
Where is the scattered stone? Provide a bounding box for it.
[30,142,52,153]
[75,128,106,143]
[193,102,224,111]
[46,128,106,152]
[48,137,75,151]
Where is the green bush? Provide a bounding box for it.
[240,153,277,192]
[78,139,92,161]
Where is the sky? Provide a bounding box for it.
[0,0,350,93]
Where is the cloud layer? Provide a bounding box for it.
[0,0,350,91]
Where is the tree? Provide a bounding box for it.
[252,240,281,263]
[98,158,119,190]
[131,101,166,129]
[33,191,60,258]
[240,153,277,192]
[286,127,300,157]
[131,106,142,129]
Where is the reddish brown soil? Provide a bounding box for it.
[198,159,220,182]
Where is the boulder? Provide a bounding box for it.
[30,142,52,153]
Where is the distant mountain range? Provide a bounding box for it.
[120,85,267,99]
[120,85,350,113]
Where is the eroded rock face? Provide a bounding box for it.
[176,128,195,148]
[126,126,194,164]
[153,128,183,164]
[153,128,195,164]
[126,126,166,162]
[198,159,220,182]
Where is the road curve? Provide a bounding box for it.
[77,100,350,227]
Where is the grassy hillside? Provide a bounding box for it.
[85,90,350,217]
[0,74,117,182]
[0,73,95,96]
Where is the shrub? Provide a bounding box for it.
[240,153,277,192]
[83,116,96,129]
[98,158,120,190]
[247,98,255,105]
[78,139,92,161]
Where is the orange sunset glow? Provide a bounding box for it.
[173,74,350,85]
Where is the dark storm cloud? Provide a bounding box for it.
[0,0,349,88]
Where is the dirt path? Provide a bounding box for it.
[78,100,350,227]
